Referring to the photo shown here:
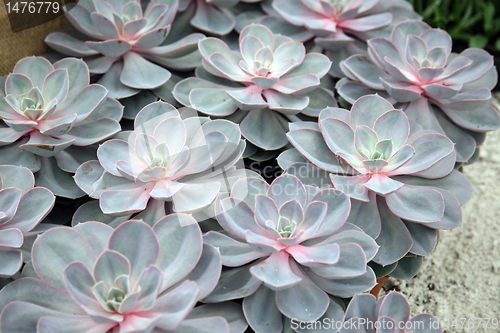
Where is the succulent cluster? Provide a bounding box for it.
[337,20,500,162]
[0,0,497,331]
[0,216,247,332]
[174,23,335,156]
[0,56,122,198]
[45,0,204,99]
[283,94,472,265]
[75,101,247,217]
[204,173,378,332]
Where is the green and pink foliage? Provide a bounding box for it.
[174,24,335,152]
[340,291,442,333]
[203,173,379,333]
[0,216,248,333]
[0,56,122,198]
[74,101,248,216]
[45,0,205,98]
[283,94,473,265]
[337,20,500,162]
[0,165,55,277]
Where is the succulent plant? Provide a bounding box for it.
[174,24,335,153]
[340,291,442,333]
[337,20,500,163]
[0,56,122,198]
[271,0,420,77]
[0,216,248,333]
[74,101,248,217]
[203,173,379,333]
[282,94,473,265]
[45,0,205,99]
[0,165,55,277]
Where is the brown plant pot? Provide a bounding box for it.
[370,276,389,298]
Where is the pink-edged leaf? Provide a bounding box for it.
[226,85,266,110]
[286,243,339,267]
[153,280,199,331]
[249,251,301,290]
[86,39,131,57]
[329,174,370,202]
[385,185,444,223]
[275,259,329,321]
[364,173,403,195]
[99,183,154,215]
[263,89,309,112]
[108,221,160,286]
[204,231,266,267]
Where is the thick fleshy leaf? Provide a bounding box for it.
[392,132,454,175]
[38,316,115,333]
[190,87,239,116]
[153,280,200,331]
[171,182,221,213]
[286,129,343,173]
[183,244,221,300]
[3,187,54,232]
[184,302,247,333]
[13,57,54,88]
[100,183,153,215]
[263,89,309,112]
[226,85,267,110]
[32,227,95,289]
[240,108,288,150]
[191,0,235,35]
[203,264,261,302]
[0,250,23,276]
[403,220,438,256]
[341,55,387,90]
[329,174,370,202]
[63,262,104,312]
[364,174,403,196]
[121,52,171,89]
[250,251,301,290]
[204,232,264,267]
[108,221,160,284]
[310,243,366,278]
[154,214,203,291]
[306,267,376,298]
[243,285,283,333]
[93,250,131,288]
[385,185,444,223]
[372,198,413,265]
[275,260,329,321]
[73,221,113,256]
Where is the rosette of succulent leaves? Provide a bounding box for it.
[339,291,442,333]
[0,56,122,198]
[203,173,379,333]
[74,101,256,223]
[174,24,335,159]
[0,215,248,333]
[0,165,55,278]
[281,94,473,267]
[45,0,205,107]
[337,20,500,164]
[266,0,421,77]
